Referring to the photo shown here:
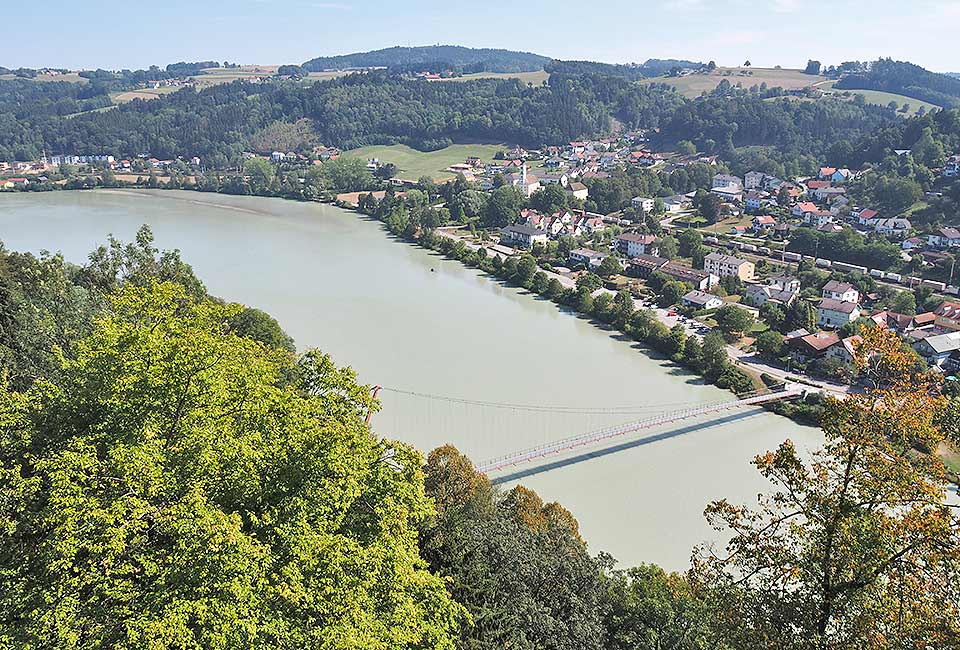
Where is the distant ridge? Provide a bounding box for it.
[302,45,551,74]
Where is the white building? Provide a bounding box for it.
[817,299,861,329]
[615,233,659,258]
[500,224,548,249]
[704,253,755,281]
[681,290,724,311]
[822,280,860,304]
[712,173,743,190]
[631,197,655,213]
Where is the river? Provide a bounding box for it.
[0,189,821,569]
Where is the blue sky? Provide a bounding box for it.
[4,0,958,71]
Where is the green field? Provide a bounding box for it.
[641,67,827,98]
[820,81,939,116]
[341,143,508,180]
[111,86,183,103]
[438,70,550,85]
[0,72,88,83]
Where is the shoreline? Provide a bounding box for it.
[4,183,824,427]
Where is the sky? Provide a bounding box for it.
[4,0,959,72]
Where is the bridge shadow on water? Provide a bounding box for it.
[491,408,768,485]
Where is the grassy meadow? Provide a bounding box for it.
[642,67,827,98]
[341,143,508,180]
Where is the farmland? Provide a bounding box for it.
[0,71,88,83]
[641,67,827,98]
[111,86,183,103]
[341,143,508,181]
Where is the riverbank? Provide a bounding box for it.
[3,181,829,426]
[337,194,829,427]
[0,188,826,570]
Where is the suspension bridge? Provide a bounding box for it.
[474,385,803,474]
[373,383,804,476]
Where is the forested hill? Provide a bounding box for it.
[835,59,960,108]
[0,70,904,167]
[301,45,551,73]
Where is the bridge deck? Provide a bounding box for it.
[477,388,802,474]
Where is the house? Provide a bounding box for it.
[710,186,743,202]
[871,310,936,334]
[804,209,835,228]
[934,301,960,331]
[818,167,837,180]
[789,331,841,362]
[744,171,767,189]
[752,215,776,232]
[745,284,798,308]
[817,299,861,329]
[663,194,691,213]
[835,169,852,183]
[499,224,548,249]
[681,290,724,311]
[566,182,589,201]
[815,186,847,202]
[744,191,764,211]
[852,207,879,226]
[745,171,781,190]
[712,174,742,191]
[704,253,755,281]
[902,237,923,251]
[769,275,801,293]
[822,280,860,304]
[631,197,656,213]
[927,227,960,249]
[538,172,569,188]
[943,155,959,178]
[914,331,960,368]
[873,218,911,239]
[826,335,863,364]
[569,248,609,269]
[615,233,659,258]
[1,178,28,189]
[792,201,819,218]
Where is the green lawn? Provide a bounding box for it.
[341,143,508,181]
[699,214,754,234]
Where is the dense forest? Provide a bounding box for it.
[301,45,551,73]
[835,58,960,108]
[0,67,905,169]
[0,72,678,162]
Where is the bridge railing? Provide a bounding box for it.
[477,386,801,474]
